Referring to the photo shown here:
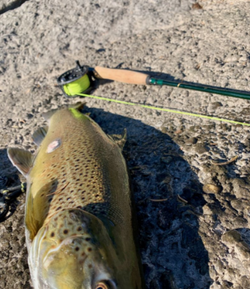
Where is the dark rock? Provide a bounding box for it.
[194,143,209,154]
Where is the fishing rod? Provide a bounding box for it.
[57,61,250,100]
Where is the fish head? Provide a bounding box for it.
[29,209,122,289]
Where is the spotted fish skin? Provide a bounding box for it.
[8,104,143,289]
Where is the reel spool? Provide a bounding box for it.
[57,61,95,97]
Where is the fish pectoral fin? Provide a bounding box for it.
[108,128,127,150]
[7,148,34,176]
[32,126,48,146]
[25,181,57,240]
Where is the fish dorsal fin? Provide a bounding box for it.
[7,148,34,176]
[32,126,48,146]
[25,180,57,240]
[108,129,127,150]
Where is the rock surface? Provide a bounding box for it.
[1,0,250,288]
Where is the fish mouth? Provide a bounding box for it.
[28,209,118,289]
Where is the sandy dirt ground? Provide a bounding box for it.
[1,0,250,288]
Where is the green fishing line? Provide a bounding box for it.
[63,77,250,127]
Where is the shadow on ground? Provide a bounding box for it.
[0,149,23,222]
[86,106,213,289]
[0,106,213,289]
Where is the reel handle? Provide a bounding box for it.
[94,66,149,85]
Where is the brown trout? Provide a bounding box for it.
[8,103,143,289]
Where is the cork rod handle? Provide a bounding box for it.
[94,66,148,85]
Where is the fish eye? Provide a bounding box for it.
[95,282,108,289]
[95,280,115,289]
